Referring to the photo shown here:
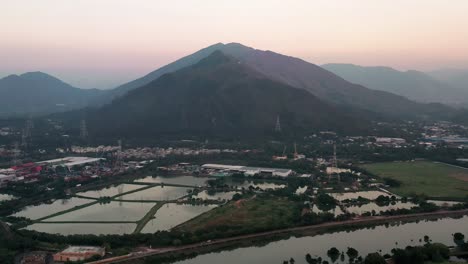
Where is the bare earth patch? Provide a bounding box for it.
[449,173,468,182]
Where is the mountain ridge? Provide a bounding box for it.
[0,72,103,116]
[102,42,457,120]
[322,63,468,105]
[87,51,368,139]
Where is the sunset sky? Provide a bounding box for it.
[1,0,467,89]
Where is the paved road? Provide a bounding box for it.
[87,208,468,264]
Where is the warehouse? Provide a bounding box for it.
[201,164,293,177]
[53,246,105,262]
[37,157,104,169]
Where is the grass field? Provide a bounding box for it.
[362,161,468,199]
[174,195,299,234]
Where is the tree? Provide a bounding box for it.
[364,253,386,264]
[426,243,450,261]
[346,247,359,260]
[327,247,340,263]
[453,232,465,242]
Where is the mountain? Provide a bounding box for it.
[88,51,367,139]
[0,72,103,116]
[106,43,455,120]
[428,69,468,107]
[429,69,468,88]
[322,63,468,105]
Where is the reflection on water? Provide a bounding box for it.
[345,202,417,215]
[330,191,391,201]
[193,190,239,201]
[226,179,286,190]
[119,186,191,201]
[311,204,344,216]
[173,216,468,264]
[0,193,15,202]
[46,201,155,221]
[76,184,143,198]
[141,203,217,233]
[135,175,210,186]
[13,197,92,220]
[25,222,136,235]
[428,200,461,207]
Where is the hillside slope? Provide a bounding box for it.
[88,51,367,139]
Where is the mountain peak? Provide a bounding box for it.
[195,50,233,67]
[20,71,62,82]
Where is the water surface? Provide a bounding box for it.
[330,191,391,201]
[76,184,144,198]
[135,176,209,186]
[345,202,417,215]
[173,216,468,264]
[0,193,15,202]
[13,197,92,220]
[118,186,191,201]
[25,222,136,235]
[141,204,216,233]
[46,201,154,222]
[193,191,239,201]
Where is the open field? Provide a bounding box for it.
[362,161,468,199]
[174,195,300,235]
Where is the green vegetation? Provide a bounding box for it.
[362,161,468,199]
[174,194,301,236]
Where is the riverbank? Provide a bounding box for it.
[87,208,468,264]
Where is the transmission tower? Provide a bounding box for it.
[21,129,28,148]
[114,139,123,172]
[21,117,34,148]
[80,119,88,139]
[332,143,338,168]
[12,142,20,166]
[275,115,281,132]
[333,143,340,182]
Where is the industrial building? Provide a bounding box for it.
[53,246,105,262]
[201,164,293,177]
[0,173,16,186]
[37,156,104,169]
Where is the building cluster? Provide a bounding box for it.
[0,156,111,186]
[70,145,121,153]
[16,251,53,264]
[0,127,14,136]
[117,147,238,160]
[421,122,468,148]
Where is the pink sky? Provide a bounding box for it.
[1,0,467,88]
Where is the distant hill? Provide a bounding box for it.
[88,51,367,139]
[428,69,468,107]
[106,43,455,120]
[0,72,103,116]
[322,63,468,105]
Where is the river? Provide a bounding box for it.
[172,216,468,264]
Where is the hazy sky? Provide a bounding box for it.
[1,0,468,89]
